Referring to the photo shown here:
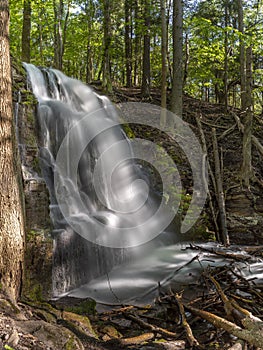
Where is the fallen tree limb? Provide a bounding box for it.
[218,124,237,140]
[184,304,263,348]
[125,313,178,338]
[174,293,200,347]
[119,332,155,345]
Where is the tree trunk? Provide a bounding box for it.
[170,0,183,118]
[183,32,189,86]
[53,0,62,69]
[237,0,246,110]
[21,0,31,63]
[53,0,70,70]
[125,0,132,87]
[241,46,253,187]
[133,0,141,86]
[160,0,167,126]
[102,0,112,93]
[141,0,151,98]
[223,0,229,112]
[0,0,25,302]
[212,129,229,245]
[85,0,95,83]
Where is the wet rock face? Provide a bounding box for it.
[12,61,53,300]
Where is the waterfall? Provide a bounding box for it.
[24,64,178,298]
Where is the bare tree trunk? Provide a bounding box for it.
[223,0,229,112]
[125,0,132,87]
[183,32,189,86]
[237,0,246,110]
[170,0,183,118]
[102,0,112,93]
[133,0,141,86]
[53,0,70,70]
[53,0,63,69]
[0,0,25,302]
[85,0,95,83]
[21,0,31,63]
[160,0,167,126]
[141,0,151,98]
[212,129,229,246]
[241,46,253,187]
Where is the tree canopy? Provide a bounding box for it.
[9,0,262,113]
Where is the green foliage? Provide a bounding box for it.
[4,345,15,350]
[9,0,262,110]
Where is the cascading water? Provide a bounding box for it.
[23,64,262,305]
[24,64,179,298]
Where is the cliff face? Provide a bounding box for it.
[12,60,53,300]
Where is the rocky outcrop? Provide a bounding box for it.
[12,60,53,300]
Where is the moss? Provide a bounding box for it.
[122,123,135,138]
[27,284,44,302]
[26,229,40,241]
[4,345,15,350]
[64,299,96,316]
[32,156,41,174]
[63,311,98,339]
[65,336,75,350]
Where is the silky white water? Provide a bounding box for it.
[24,64,262,304]
[24,64,179,297]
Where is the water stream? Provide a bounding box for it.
[24,64,180,298]
[24,64,262,305]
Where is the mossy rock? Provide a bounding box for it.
[100,324,122,339]
[15,320,84,350]
[0,298,20,316]
[52,297,97,316]
[62,311,98,339]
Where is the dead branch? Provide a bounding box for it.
[212,128,229,245]
[218,124,237,140]
[184,304,263,348]
[174,293,200,347]
[119,332,155,345]
[125,313,178,338]
[209,275,234,318]
[194,244,251,262]
[200,119,229,129]
[195,115,219,238]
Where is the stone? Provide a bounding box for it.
[15,320,84,350]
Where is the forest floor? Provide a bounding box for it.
[1,87,263,349]
[0,244,262,350]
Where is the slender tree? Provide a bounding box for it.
[170,0,183,118]
[160,0,167,126]
[241,46,253,186]
[237,0,246,110]
[53,0,70,70]
[102,0,112,92]
[141,0,151,98]
[84,0,96,83]
[21,0,31,62]
[0,0,25,302]
[223,0,229,111]
[133,0,141,86]
[125,0,132,87]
